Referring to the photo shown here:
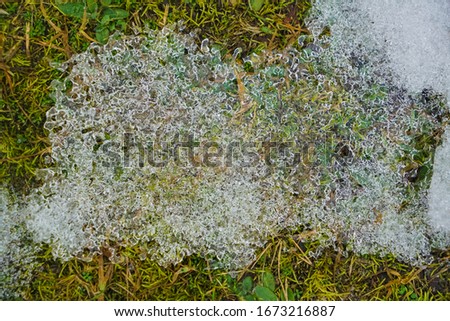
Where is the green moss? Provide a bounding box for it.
[24,238,449,300]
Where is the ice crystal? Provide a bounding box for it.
[0,189,39,299]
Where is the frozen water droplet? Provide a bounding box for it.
[200,38,210,53]
[298,35,307,47]
[232,47,242,60]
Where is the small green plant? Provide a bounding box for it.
[397,285,420,300]
[249,0,266,12]
[81,271,93,282]
[234,271,295,301]
[55,0,129,43]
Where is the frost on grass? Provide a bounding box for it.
[5,28,292,269]
[1,10,450,296]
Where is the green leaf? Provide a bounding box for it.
[244,294,255,301]
[100,14,111,24]
[287,288,295,301]
[261,271,276,291]
[241,276,253,294]
[116,19,127,31]
[96,26,110,44]
[100,0,112,6]
[260,26,272,34]
[249,0,265,12]
[86,0,98,15]
[281,287,295,301]
[57,2,86,19]
[409,293,418,300]
[102,7,129,21]
[398,285,407,296]
[254,285,278,301]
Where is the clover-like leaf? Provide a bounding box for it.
[254,285,278,301]
[57,2,86,19]
[244,294,255,301]
[102,7,129,21]
[241,276,253,294]
[249,0,265,12]
[95,26,110,44]
[261,271,276,291]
